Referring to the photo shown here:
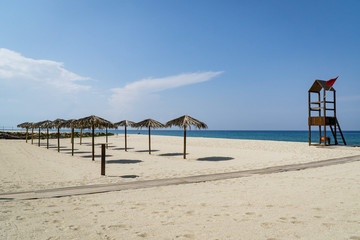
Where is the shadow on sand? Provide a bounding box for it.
[82,154,113,158]
[136,149,159,153]
[106,160,142,164]
[159,153,188,157]
[197,156,234,162]
[107,175,139,179]
[112,147,135,151]
[64,151,92,154]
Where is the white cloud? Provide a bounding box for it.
[108,71,223,117]
[0,48,91,92]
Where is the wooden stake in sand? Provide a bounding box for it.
[101,143,106,176]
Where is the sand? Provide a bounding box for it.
[1,134,360,239]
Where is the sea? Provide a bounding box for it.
[7,128,360,146]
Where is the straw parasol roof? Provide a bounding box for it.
[114,120,135,127]
[133,119,165,129]
[17,122,32,129]
[76,115,115,160]
[133,119,165,154]
[166,115,208,159]
[114,120,135,151]
[165,115,208,130]
[76,115,114,129]
[58,119,78,128]
[53,118,66,128]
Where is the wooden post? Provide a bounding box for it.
[26,128,28,143]
[31,127,34,144]
[308,91,311,146]
[80,128,82,145]
[71,128,74,156]
[334,90,338,145]
[183,127,187,159]
[38,128,41,147]
[323,88,327,145]
[148,127,151,154]
[101,144,106,176]
[57,128,60,152]
[125,125,127,151]
[92,126,95,161]
[318,92,321,144]
[71,127,73,144]
[47,128,49,149]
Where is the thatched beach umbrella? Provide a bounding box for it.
[59,119,78,156]
[53,118,66,152]
[17,122,32,143]
[33,121,45,147]
[114,120,135,151]
[166,115,208,159]
[76,115,114,160]
[38,120,53,149]
[133,119,165,154]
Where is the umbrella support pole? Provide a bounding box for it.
[71,128,74,156]
[148,127,151,154]
[106,128,108,149]
[184,127,187,159]
[57,128,60,152]
[125,126,127,151]
[92,126,95,161]
[38,128,40,147]
[26,128,28,143]
[31,128,34,144]
[80,128,82,145]
[47,128,49,149]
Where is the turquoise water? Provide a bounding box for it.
[110,130,360,145]
[11,128,360,146]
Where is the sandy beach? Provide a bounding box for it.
[1,134,360,239]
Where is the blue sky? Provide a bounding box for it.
[1,0,359,130]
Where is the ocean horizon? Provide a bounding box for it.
[7,128,360,146]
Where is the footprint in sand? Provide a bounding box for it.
[350,236,360,240]
[322,222,335,228]
[68,225,80,230]
[245,212,256,216]
[137,233,148,238]
[183,234,196,239]
[186,210,194,216]
[261,222,274,228]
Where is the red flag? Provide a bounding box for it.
[326,76,338,87]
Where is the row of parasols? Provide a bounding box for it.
[17,115,207,160]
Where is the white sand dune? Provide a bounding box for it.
[1,134,360,239]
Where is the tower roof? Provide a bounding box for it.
[309,80,335,92]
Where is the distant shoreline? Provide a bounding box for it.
[2,129,360,145]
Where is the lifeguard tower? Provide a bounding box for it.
[308,80,346,146]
